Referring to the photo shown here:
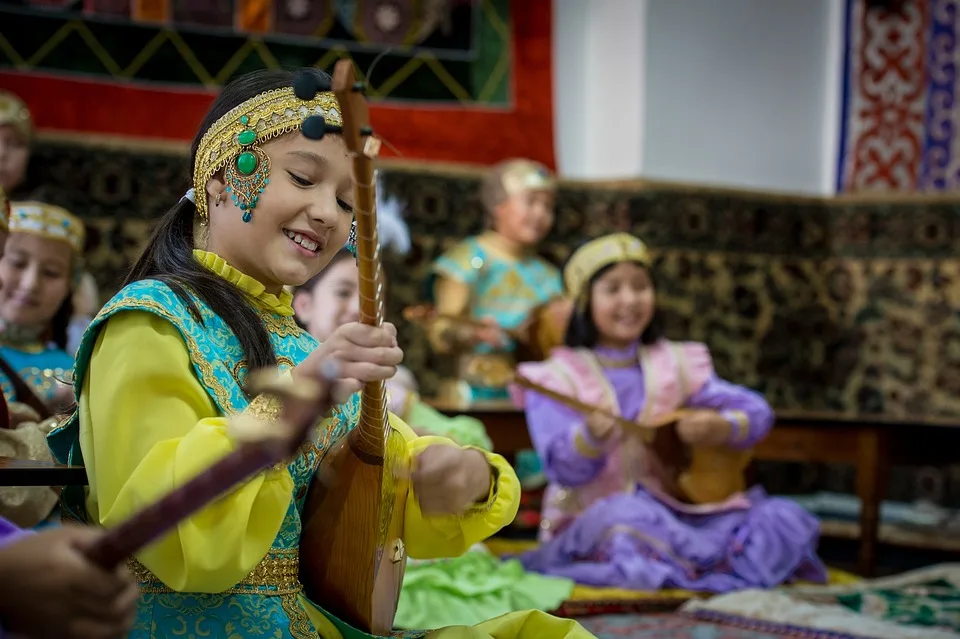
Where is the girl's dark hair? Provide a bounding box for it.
[563,261,663,349]
[126,68,333,372]
[49,295,73,351]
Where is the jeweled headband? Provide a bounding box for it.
[0,91,32,140]
[564,232,651,301]
[192,87,343,224]
[8,201,86,255]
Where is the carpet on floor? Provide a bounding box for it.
[576,613,798,639]
[682,563,960,638]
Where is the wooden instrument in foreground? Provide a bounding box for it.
[404,297,571,362]
[297,60,410,635]
[513,373,752,504]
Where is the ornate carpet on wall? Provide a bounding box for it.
[20,139,960,505]
[838,0,960,192]
[0,0,554,166]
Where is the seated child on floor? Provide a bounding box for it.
[511,232,826,592]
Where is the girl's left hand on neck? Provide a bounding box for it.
[675,410,732,447]
[412,445,492,515]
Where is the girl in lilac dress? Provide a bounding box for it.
[510,233,826,593]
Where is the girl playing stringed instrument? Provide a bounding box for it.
[511,232,826,592]
[47,68,591,639]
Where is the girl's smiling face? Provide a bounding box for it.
[205,132,355,293]
[0,233,72,328]
[589,261,656,349]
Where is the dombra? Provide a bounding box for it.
[512,373,753,504]
[296,60,408,636]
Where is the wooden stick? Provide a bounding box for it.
[513,373,692,432]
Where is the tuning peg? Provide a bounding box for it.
[301,115,327,140]
[293,70,321,101]
[352,81,366,94]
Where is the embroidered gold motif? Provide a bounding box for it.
[128,548,301,595]
[95,296,236,412]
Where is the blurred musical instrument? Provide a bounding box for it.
[512,373,751,503]
[296,60,409,635]
[404,296,571,361]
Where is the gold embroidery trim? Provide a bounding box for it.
[573,430,605,459]
[725,409,750,442]
[463,455,500,517]
[96,297,236,413]
[128,548,301,595]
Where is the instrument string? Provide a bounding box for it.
[350,164,391,449]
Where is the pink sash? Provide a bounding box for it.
[512,339,751,542]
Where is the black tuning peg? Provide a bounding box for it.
[293,70,321,101]
[352,81,366,94]
[301,115,327,140]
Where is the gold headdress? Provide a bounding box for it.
[9,201,86,255]
[0,91,32,140]
[564,233,651,301]
[499,159,555,195]
[193,87,343,223]
[0,187,8,233]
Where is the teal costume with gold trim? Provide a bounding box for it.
[48,278,402,639]
[429,235,563,402]
[0,342,73,405]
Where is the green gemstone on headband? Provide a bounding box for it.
[240,115,249,125]
[238,129,256,146]
[236,152,258,176]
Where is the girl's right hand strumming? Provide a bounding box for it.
[585,411,618,441]
[296,322,404,395]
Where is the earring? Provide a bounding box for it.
[224,115,270,223]
[345,220,358,257]
[215,192,223,207]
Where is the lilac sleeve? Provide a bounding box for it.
[523,391,609,487]
[684,375,775,448]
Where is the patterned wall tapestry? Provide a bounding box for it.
[0,0,555,166]
[21,138,960,506]
[838,0,960,192]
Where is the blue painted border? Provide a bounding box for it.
[921,0,955,190]
[835,0,855,193]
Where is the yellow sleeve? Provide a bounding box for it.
[388,414,520,560]
[81,311,294,593]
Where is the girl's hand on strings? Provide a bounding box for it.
[585,411,618,441]
[0,526,139,639]
[413,444,492,515]
[296,322,403,396]
[675,410,731,446]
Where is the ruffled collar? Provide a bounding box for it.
[193,250,295,317]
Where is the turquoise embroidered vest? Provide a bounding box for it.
[0,342,74,404]
[46,279,406,639]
